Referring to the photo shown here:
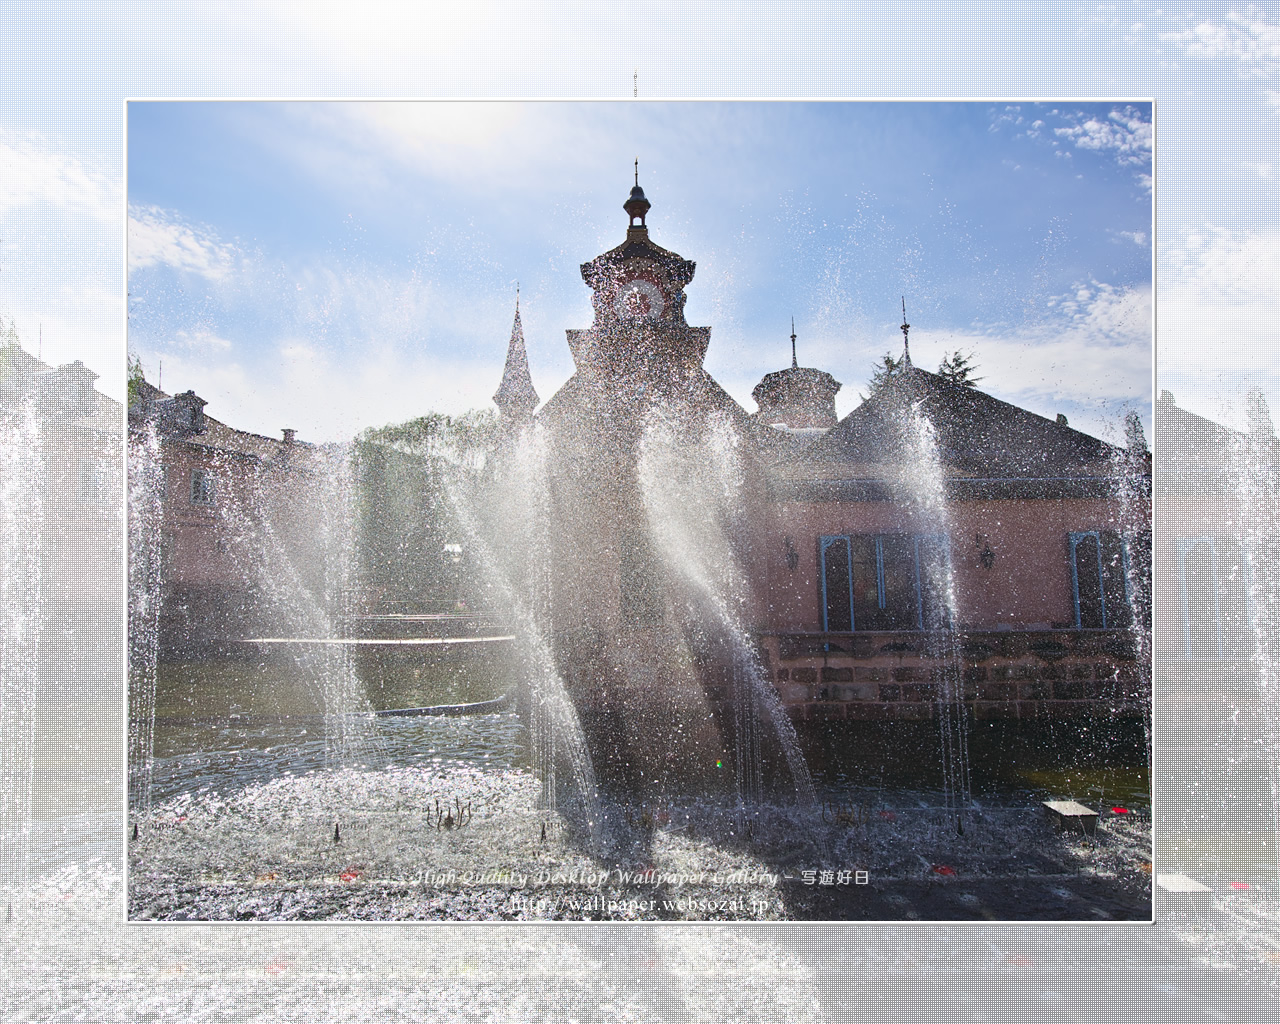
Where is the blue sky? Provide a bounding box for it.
[2,4,1276,447]
[123,100,1152,442]
[1,0,1279,1006]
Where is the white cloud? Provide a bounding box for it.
[172,327,233,352]
[2,282,123,403]
[130,255,537,442]
[1160,10,1280,73]
[1053,107,1153,168]
[0,130,115,220]
[1159,225,1280,428]
[713,282,1152,440]
[128,205,239,280]
[153,338,503,444]
[878,282,1153,437]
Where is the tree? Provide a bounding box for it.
[937,349,982,388]
[354,409,501,612]
[862,351,905,399]
[127,353,147,407]
[359,409,500,478]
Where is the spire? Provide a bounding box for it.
[624,162,651,230]
[493,298,538,422]
[790,318,797,369]
[900,296,912,368]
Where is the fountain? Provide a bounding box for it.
[897,397,972,834]
[126,418,163,818]
[1232,391,1280,887]
[126,178,1153,922]
[0,388,43,903]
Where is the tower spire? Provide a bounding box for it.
[624,163,650,229]
[790,318,797,369]
[900,296,912,368]
[493,297,539,423]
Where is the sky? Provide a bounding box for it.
[1,0,1279,1013]
[2,4,1276,445]
[122,100,1153,443]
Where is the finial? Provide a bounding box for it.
[516,281,519,312]
[900,296,912,368]
[634,158,639,187]
[790,318,797,369]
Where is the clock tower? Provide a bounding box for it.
[521,175,764,796]
[564,175,711,380]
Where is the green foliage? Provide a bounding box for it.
[359,409,500,477]
[937,349,982,388]
[353,409,500,614]
[862,351,905,399]
[863,347,983,400]
[127,352,147,407]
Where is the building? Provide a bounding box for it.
[493,178,1151,762]
[128,378,329,655]
[1,339,121,624]
[1151,388,1277,885]
[128,378,483,657]
[129,177,1153,788]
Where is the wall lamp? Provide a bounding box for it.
[975,534,995,570]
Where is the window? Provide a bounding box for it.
[1069,530,1142,630]
[1177,534,1251,659]
[820,534,951,631]
[190,467,215,505]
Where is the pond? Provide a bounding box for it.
[129,654,1154,923]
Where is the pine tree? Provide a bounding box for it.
[127,353,147,407]
[863,351,905,398]
[937,349,982,388]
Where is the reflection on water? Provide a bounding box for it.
[148,658,1148,816]
[150,713,529,806]
[148,656,527,805]
[134,658,1155,922]
[806,719,1150,813]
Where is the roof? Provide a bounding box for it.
[537,364,751,444]
[1155,390,1279,496]
[579,229,696,293]
[752,365,841,404]
[808,365,1121,479]
[130,379,316,467]
[2,342,120,433]
[493,307,539,416]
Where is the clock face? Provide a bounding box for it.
[615,277,665,321]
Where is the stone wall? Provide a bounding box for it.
[759,629,1148,722]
